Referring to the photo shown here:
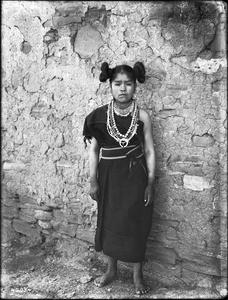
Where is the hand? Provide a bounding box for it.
[144,183,155,207]
[89,181,100,202]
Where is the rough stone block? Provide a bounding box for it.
[11,67,24,88]
[2,218,12,229]
[43,19,53,27]
[192,135,215,147]
[19,211,36,223]
[165,227,178,240]
[1,219,18,243]
[181,268,198,285]
[145,260,181,278]
[52,16,81,27]
[74,25,103,58]
[13,219,41,237]
[179,247,223,269]
[19,203,52,211]
[56,159,72,167]
[167,161,204,176]
[19,195,37,205]
[198,277,213,288]
[2,205,19,218]
[20,41,32,54]
[146,241,177,264]
[156,109,177,119]
[20,208,35,216]
[55,3,85,16]
[30,101,50,119]
[46,198,64,209]
[23,72,41,93]
[3,162,26,171]
[2,196,19,207]
[76,227,95,244]
[53,209,65,221]
[182,261,220,277]
[167,84,188,90]
[67,213,78,224]
[38,220,52,229]
[76,215,84,225]
[149,2,173,19]
[212,80,222,91]
[52,221,77,237]
[43,29,59,44]
[34,210,53,221]
[183,175,212,191]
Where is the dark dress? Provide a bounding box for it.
[83,104,153,263]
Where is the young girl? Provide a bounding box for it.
[83,62,155,295]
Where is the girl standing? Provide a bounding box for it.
[83,62,155,295]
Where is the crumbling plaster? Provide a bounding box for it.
[2,0,227,290]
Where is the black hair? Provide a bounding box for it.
[99,62,146,84]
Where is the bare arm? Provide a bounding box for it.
[88,137,100,201]
[139,109,156,206]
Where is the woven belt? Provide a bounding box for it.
[100,144,143,160]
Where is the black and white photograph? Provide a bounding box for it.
[1,1,227,299]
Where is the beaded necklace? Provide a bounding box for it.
[113,100,134,117]
[107,100,139,148]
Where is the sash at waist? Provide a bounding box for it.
[100,144,143,160]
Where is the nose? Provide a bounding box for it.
[120,83,126,91]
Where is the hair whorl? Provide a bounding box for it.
[99,62,111,82]
[133,62,146,83]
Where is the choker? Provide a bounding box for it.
[107,100,139,147]
[113,100,135,117]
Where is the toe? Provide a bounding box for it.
[135,289,142,295]
[136,286,150,295]
[143,285,150,294]
[94,280,100,287]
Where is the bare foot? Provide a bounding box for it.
[94,271,117,287]
[134,276,151,295]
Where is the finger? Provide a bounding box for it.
[145,195,153,206]
[147,197,153,206]
[144,196,149,206]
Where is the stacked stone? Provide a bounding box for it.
[1,0,227,293]
[1,186,96,244]
[2,186,20,244]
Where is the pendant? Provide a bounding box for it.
[119,138,129,148]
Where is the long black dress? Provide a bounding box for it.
[83,103,153,263]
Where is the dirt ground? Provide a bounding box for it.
[1,238,222,299]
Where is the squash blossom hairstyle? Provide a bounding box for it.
[99,62,146,84]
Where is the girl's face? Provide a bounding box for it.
[110,73,136,104]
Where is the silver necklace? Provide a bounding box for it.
[113,101,134,117]
[107,100,139,147]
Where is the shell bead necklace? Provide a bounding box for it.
[113,100,134,117]
[107,100,139,148]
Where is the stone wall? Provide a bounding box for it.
[2,0,227,291]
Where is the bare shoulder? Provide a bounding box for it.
[139,108,151,124]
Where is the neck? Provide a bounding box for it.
[114,99,133,109]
